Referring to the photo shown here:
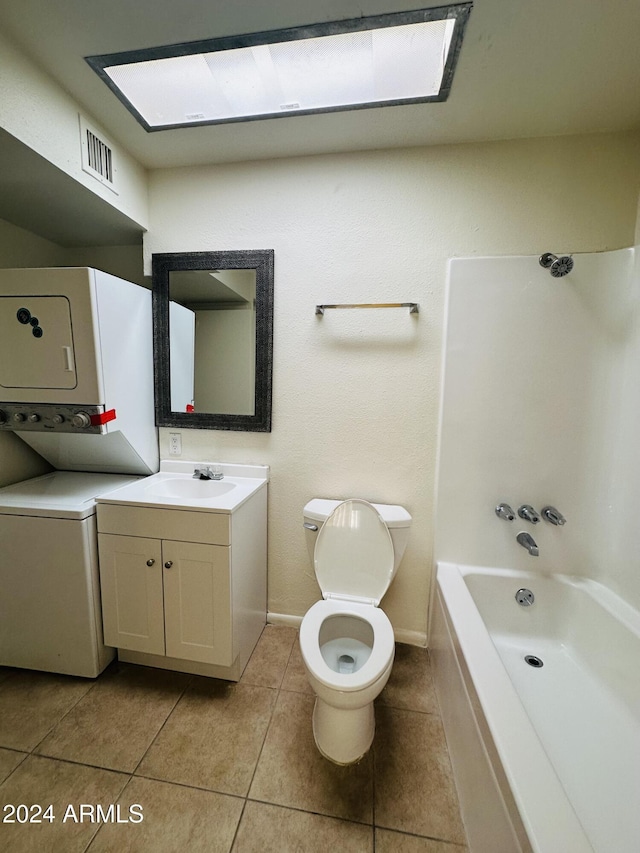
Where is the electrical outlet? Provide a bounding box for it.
[169,432,182,456]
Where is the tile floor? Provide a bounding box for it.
[0,627,468,852]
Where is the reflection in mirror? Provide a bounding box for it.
[169,269,257,415]
[153,251,273,432]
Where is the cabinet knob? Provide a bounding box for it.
[146,559,155,566]
[164,561,173,569]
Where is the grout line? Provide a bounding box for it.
[81,772,133,853]
[24,672,100,755]
[243,796,375,828]
[0,748,29,789]
[228,798,248,853]
[128,670,195,777]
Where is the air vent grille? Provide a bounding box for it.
[86,128,113,182]
[79,116,117,193]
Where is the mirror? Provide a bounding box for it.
[152,250,274,431]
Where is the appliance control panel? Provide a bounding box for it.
[0,404,110,434]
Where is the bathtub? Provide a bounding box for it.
[431,561,640,853]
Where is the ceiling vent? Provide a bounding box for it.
[79,116,118,193]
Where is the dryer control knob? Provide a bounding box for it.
[52,414,65,425]
[0,410,6,424]
[71,412,91,428]
[13,412,26,423]
[28,413,40,423]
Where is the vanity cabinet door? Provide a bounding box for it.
[162,540,232,666]
[98,534,165,656]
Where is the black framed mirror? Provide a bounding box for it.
[152,250,274,431]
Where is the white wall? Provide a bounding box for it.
[63,245,147,288]
[602,247,640,611]
[0,28,148,230]
[145,131,640,643]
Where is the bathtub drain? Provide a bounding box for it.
[525,655,544,668]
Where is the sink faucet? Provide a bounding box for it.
[193,465,224,480]
[516,531,539,556]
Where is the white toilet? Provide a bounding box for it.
[300,497,412,765]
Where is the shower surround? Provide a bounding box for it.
[432,247,640,851]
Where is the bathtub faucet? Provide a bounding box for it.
[516,531,539,556]
[541,505,566,526]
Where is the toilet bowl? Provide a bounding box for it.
[300,498,411,765]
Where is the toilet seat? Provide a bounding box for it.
[300,598,395,693]
[314,499,395,606]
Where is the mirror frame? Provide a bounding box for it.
[152,249,274,432]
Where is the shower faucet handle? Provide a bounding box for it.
[541,505,566,526]
[517,504,541,524]
[495,502,515,521]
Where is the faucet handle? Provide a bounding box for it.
[518,504,541,524]
[541,505,566,526]
[495,502,515,521]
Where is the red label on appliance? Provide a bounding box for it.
[90,409,116,426]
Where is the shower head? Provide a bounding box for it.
[539,252,574,278]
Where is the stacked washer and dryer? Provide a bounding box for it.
[0,267,158,677]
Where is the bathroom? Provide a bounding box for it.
[1,1,640,851]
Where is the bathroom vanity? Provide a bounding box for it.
[96,461,268,680]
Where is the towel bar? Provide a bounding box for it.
[315,302,419,315]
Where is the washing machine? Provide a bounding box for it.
[0,267,158,677]
[0,471,142,677]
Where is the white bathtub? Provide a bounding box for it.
[431,561,640,853]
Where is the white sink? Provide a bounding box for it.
[145,477,236,500]
[96,462,269,513]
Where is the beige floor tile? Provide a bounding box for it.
[88,775,243,853]
[0,747,27,783]
[240,625,297,689]
[374,706,466,845]
[233,801,373,853]
[0,754,128,853]
[136,679,276,796]
[280,637,314,694]
[0,670,93,752]
[249,690,373,824]
[375,828,468,852]
[36,664,191,772]
[377,645,439,714]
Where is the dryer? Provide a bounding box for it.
[0,266,158,474]
[0,268,158,677]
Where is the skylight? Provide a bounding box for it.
[86,5,472,131]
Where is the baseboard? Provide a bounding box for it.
[267,612,302,629]
[394,628,428,648]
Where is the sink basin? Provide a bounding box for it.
[96,462,268,513]
[145,478,236,500]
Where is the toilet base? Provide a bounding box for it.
[312,697,375,765]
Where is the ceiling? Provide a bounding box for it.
[1,0,639,171]
[0,0,639,248]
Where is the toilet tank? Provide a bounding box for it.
[303,498,411,572]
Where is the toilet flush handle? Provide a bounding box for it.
[303,522,318,531]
